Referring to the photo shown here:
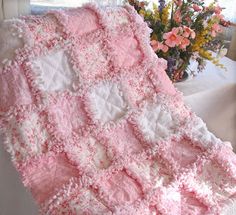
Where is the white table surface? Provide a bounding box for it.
[175,56,236,150]
[0,57,236,215]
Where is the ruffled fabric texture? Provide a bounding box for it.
[0,3,235,215]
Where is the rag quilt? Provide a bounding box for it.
[0,3,236,215]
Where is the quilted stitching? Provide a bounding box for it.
[33,50,76,91]
[0,3,235,215]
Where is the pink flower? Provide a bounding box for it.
[150,40,160,52]
[150,40,169,52]
[185,17,192,25]
[213,14,224,20]
[211,23,222,37]
[190,30,196,39]
[193,4,202,12]
[161,44,169,53]
[183,26,196,39]
[174,0,182,6]
[214,5,222,15]
[174,9,182,23]
[179,37,190,49]
[182,27,191,37]
[163,29,183,47]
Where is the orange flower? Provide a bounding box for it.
[163,28,183,47]
[150,40,169,52]
[179,37,190,49]
[183,26,196,39]
[174,9,182,24]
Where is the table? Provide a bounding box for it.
[175,56,236,150]
[0,57,236,215]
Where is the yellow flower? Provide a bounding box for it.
[211,56,227,71]
[146,10,152,17]
[152,3,160,21]
[161,3,171,25]
[139,9,146,17]
[199,49,213,60]
[154,12,161,21]
[153,2,158,11]
[192,27,212,52]
[212,59,219,64]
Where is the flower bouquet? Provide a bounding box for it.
[126,0,231,82]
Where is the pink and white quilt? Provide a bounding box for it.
[0,3,236,215]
